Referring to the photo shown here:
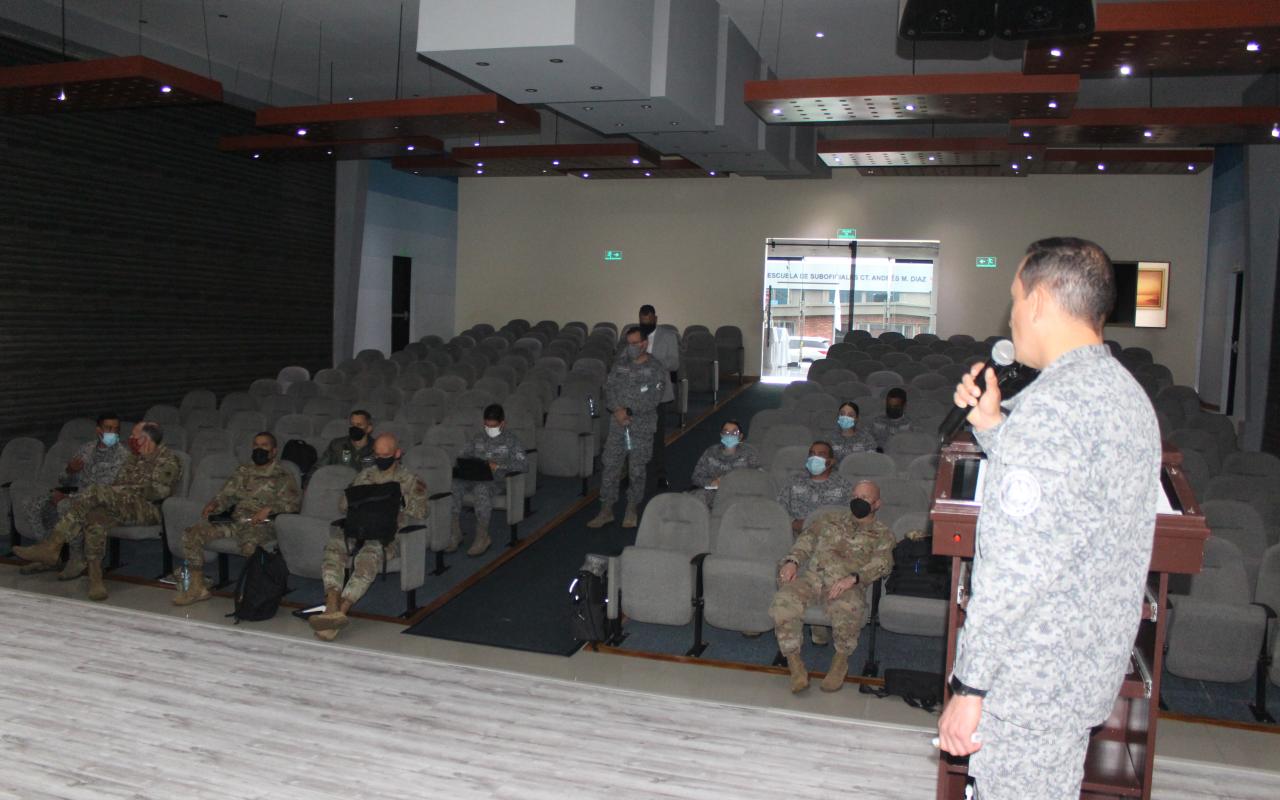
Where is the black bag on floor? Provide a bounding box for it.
[871,668,944,712]
[569,555,609,643]
[886,535,950,599]
[281,439,318,476]
[227,547,290,623]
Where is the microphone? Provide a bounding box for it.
[937,339,1018,443]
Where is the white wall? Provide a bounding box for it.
[455,169,1211,384]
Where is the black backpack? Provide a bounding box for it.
[227,547,290,623]
[569,557,609,643]
[869,668,945,712]
[281,439,318,476]
[343,482,402,548]
[886,535,951,599]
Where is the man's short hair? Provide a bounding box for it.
[839,401,860,417]
[255,431,278,449]
[140,422,164,445]
[625,325,649,342]
[1019,237,1116,327]
[350,409,372,424]
[638,304,656,316]
[722,419,742,432]
[483,404,505,423]
[886,387,907,403]
[96,412,120,426]
[810,440,834,458]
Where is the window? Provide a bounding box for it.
[771,288,790,305]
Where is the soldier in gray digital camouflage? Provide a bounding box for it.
[452,404,528,557]
[587,326,667,529]
[770,480,895,693]
[689,419,761,507]
[172,431,301,606]
[829,401,877,464]
[15,421,182,602]
[311,433,429,641]
[867,387,913,449]
[937,238,1162,800]
[776,441,854,535]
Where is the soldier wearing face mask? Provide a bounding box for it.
[172,432,301,606]
[776,441,854,535]
[770,480,895,693]
[322,410,376,470]
[829,401,877,464]
[451,404,528,558]
[868,386,913,450]
[635,305,679,491]
[689,420,761,507]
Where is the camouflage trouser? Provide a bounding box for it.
[22,493,68,540]
[769,570,867,656]
[182,520,277,565]
[451,479,501,528]
[599,416,655,507]
[51,485,159,563]
[969,714,1090,800]
[320,531,401,604]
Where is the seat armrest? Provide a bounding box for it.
[690,552,709,602]
[429,492,451,501]
[330,517,346,527]
[504,472,526,524]
[607,555,621,620]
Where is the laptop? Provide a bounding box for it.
[452,456,495,482]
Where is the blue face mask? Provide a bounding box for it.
[100,432,119,447]
[720,433,741,449]
[836,415,856,430]
[805,455,829,476]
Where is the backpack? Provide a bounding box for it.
[569,555,609,644]
[227,546,290,623]
[343,482,402,548]
[869,668,944,712]
[281,438,317,476]
[886,535,950,599]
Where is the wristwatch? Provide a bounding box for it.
[948,675,988,698]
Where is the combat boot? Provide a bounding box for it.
[86,562,108,602]
[172,570,211,606]
[466,531,491,557]
[446,517,463,553]
[18,562,56,576]
[621,504,639,528]
[57,557,87,581]
[13,531,66,567]
[786,653,810,693]
[313,628,339,642]
[820,652,850,692]
[585,503,614,529]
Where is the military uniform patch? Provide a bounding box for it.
[999,468,1041,518]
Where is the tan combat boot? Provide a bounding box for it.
[446,517,463,553]
[467,531,492,557]
[13,531,66,567]
[585,503,614,529]
[18,562,56,575]
[172,570,212,606]
[820,652,850,692]
[785,653,810,693]
[57,556,87,581]
[621,504,639,528]
[309,598,351,633]
[86,562,108,602]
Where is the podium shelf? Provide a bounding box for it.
[1081,737,1143,796]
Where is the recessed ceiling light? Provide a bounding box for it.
[347,96,354,101]
[160,85,172,94]
[1097,162,1106,171]
[542,169,548,173]
[406,145,416,151]
[476,169,484,174]
[497,119,505,125]
[1271,123,1279,138]
[552,160,561,166]
[1050,48,1063,57]
[252,153,260,159]
[296,128,307,136]
[590,85,603,91]
[644,171,652,176]
[1022,130,1032,138]
[771,108,783,115]
[615,123,625,127]
[1025,154,1034,160]
[927,155,935,161]
[669,121,679,126]
[582,106,594,111]
[1011,163,1019,169]
[582,172,590,178]
[473,141,481,147]
[550,58,564,63]
[326,149,334,155]
[815,32,825,38]
[525,88,538,93]
[1119,64,1132,76]
[631,158,640,164]
[709,171,716,176]
[641,104,652,110]
[476,61,490,66]
[1187,164,1196,171]
[55,89,66,101]
[904,103,916,111]
[1047,100,1058,109]
[1143,130,1153,138]
[476,161,483,166]
[1246,41,1260,52]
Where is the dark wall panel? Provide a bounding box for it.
[0,39,333,442]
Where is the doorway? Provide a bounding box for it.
[391,255,411,353]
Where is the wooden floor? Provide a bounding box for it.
[0,587,1276,799]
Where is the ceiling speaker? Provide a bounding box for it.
[899,1,997,42]
[995,0,1095,41]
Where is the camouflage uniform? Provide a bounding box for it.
[49,446,182,563]
[599,355,666,508]
[321,463,429,604]
[777,472,855,524]
[23,440,129,539]
[451,429,528,529]
[829,427,878,464]
[322,436,376,470]
[181,461,301,563]
[690,442,762,507]
[868,413,913,449]
[769,511,895,655]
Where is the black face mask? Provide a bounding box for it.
[885,406,904,420]
[638,321,657,336]
[849,498,872,519]
[250,448,271,466]
[374,456,396,471]
[349,426,367,443]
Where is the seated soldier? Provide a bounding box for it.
[829,402,877,464]
[770,480,895,693]
[310,433,428,641]
[321,409,376,470]
[868,387,912,449]
[172,431,301,606]
[451,404,528,558]
[14,422,182,602]
[776,441,854,535]
[689,419,761,507]
[20,411,129,580]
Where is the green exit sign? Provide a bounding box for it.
[604,250,623,261]
[836,228,857,239]
[976,256,998,268]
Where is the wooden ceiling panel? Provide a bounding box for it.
[0,55,222,114]
[219,133,444,161]
[256,95,539,140]
[1012,107,1280,145]
[451,142,661,170]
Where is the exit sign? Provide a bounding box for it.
[976,256,998,268]
[836,228,857,239]
[604,250,623,261]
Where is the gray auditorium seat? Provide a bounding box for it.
[248,378,283,404]
[161,453,243,586]
[876,512,948,637]
[681,331,719,395]
[838,451,897,481]
[715,326,745,383]
[1203,500,1269,590]
[274,465,357,580]
[1,436,47,538]
[780,380,824,409]
[1205,475,1280,546]
[702,498,793,633]
[1167,428,1222,475]
[884,431,939,473]
[709,468,778,537]
[179,389,218,424]
[218,392,258,425]
[536,396,595,493]
[745,408,790,444]
[769,445,808,491]
[1166,538,1268,683]
[6,440,79,541]
[1222,451,1280,481]
[759,424,814,466]
[874,477,930,529]
[144,404,183,429]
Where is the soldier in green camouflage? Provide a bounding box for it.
[769,480,895,693]
[321,409,376,470]
[15,422,183,602]
[173,432,301,606]
[310,433,429,641]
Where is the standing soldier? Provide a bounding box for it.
[587,326,667,529]
[452,404,528,557]
[15,422,182,602]
[310,433,428,641]
[770,480,895,693]
[172,431,301,606]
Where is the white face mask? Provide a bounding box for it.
[485,426,502,439]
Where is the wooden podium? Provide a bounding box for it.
[930,438,1209,800]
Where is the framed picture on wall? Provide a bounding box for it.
[1136,266,1166,311]
[1107,261,1169,329]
